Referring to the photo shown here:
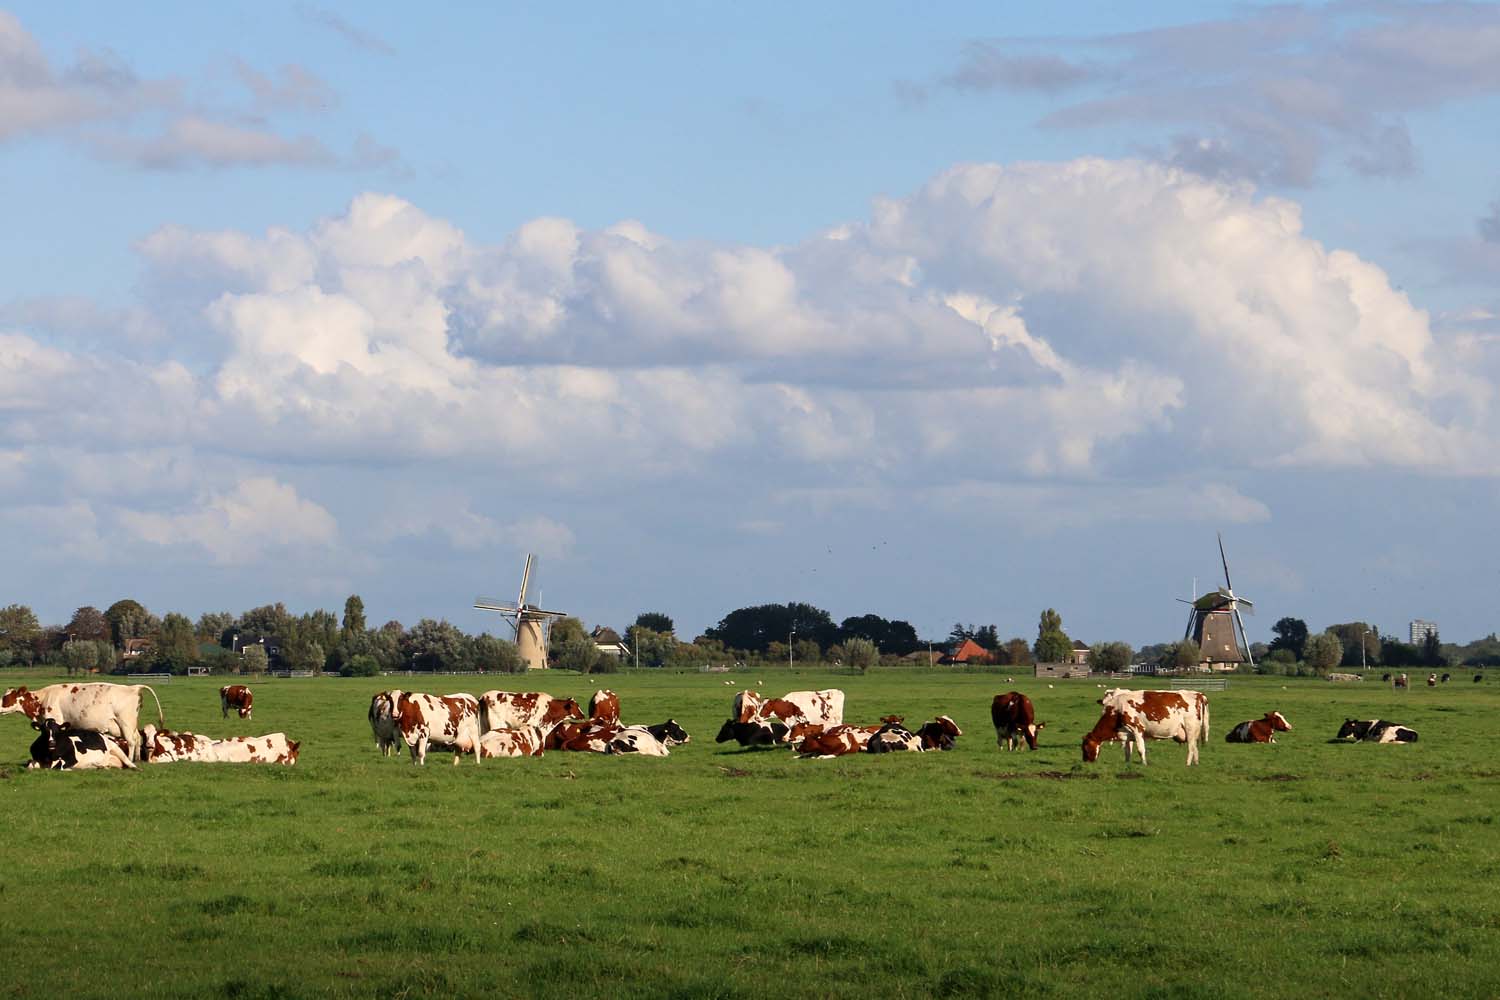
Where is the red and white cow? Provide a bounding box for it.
[796,724,877,758]
[396,692,482,765]
[220,685,254,720]
[1224,711,1292,743]
[991,692,1043,751]
[210,733,301,765]
[588,689,621,725]
[368,690,404,756]
[28,719,136,770]
[2,683,164,762]
[479,725,547,758]
[140,724,219,762]
[477,691,584,734]
[726,688,844,742]
[1082,689,1210,766]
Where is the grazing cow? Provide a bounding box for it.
[916,716,962,751]
[479,725,547,758]
[1393,673,1409,689]
[1476,673,1484,683]
[478,691,584,734]
[1336,719,1419,743]
[1381,673,1391,682]
[1225,711,1293,744]
[210,733,301,764]
[797,724,876,758]
[991,692,1043,751]
[2,683,164,762]
[1427,673,1438,687]
[140,724,218,763]
[1441,673,1451,683]
[220,685,254,720]
[866,720,924,753]
[1082,689,1209,766]
[27,719,135,770]
[588,689,620,725]
[395,692,482,765]
[368,690,404,756]
[715,719,789,747]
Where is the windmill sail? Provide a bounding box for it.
[474,554,569,670]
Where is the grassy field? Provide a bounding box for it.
[1,668,1497,999]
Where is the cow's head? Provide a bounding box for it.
[787,721,825,742]
[1081,710,1123,762]
[543,698,585,726]
[1335,718,1371,740]
[283,740,301,765]
[1266,711,1292,732]
[715,719,739,743]
[654,719,690,746]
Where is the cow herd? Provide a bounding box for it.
[366,687,691,764]
[0,683,298,769]
[2,678,1431,773]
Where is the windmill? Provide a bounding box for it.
[474,554,569,671]
[1177,534,1255,671]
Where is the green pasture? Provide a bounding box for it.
[1,669,1497,999]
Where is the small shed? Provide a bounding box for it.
[1035,662,1090,679]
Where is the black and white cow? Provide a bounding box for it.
[27,719,136,770]
[1336,718,1419,743]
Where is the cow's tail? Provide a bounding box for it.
[138,685,165,727]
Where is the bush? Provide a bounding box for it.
[340,654,380,678]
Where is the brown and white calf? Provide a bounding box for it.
[1225,711,1292,744]
[477,691,584,734]
[368,690,404,756]
[796,724,877,757]
[991,692,1043,751]
[1082,689,1210,766]
[220,684,254,720]
[396,692,482,765]
[2,683,164,762]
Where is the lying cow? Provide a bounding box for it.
[551,720,689,755]
[607,726,674,757]
[478,690,584,734]
[715,719,790,748]
[1082,689,1209,766]
[368,690,404,756]
[991,691,1042,751]
[2,683,164,762]
[396,692,482,765]
[220,684,253,720]
[916,716,962,751]
[141,724,219,762]
[866,720,925,753]
[480,726,548,758]
[212,733,301,764]
[797,724,877,757]
[726,688,844,737]
[28,719,135,770]
[1225,711,1292,743]
[1336,719,1419,743]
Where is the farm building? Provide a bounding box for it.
[1035,662,1090,679]
[941,638,989,665]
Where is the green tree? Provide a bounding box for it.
[104,599,152,648]
[242,644,269,675]
[1038,609,1062,637]
[553,632,604,672]
[196,612,234,643]
[1421,629,1445,667]
[1089,641,1133,673]
[153,613,200,673]
[1034,609,1071,663]
[548,616,588,650]
[1305,631,1344,673]
[0,604,42,659]
[1326,621,1379,667]
[842,637,878,673]
[998,638,1034,666]
[793,638,823,664]
[404,619,467,672]
[1172,639,1202,669]
[1269,617,1309,660]
[634,612,674,635]
[66,606,110,642]
[340,654,381,677]
[470,633,524,673]
[624,626,674,668]
[62,639,107,675]
[342,595,367,640]
[839,614,920,656]
[704,603,838,654]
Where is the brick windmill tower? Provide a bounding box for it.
[1179,534,1255,670]
[474,554,568,670]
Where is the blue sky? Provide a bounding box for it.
[5,2,1500,648]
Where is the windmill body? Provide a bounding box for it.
[474,555,568,671]
[1179,535,1256,672]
